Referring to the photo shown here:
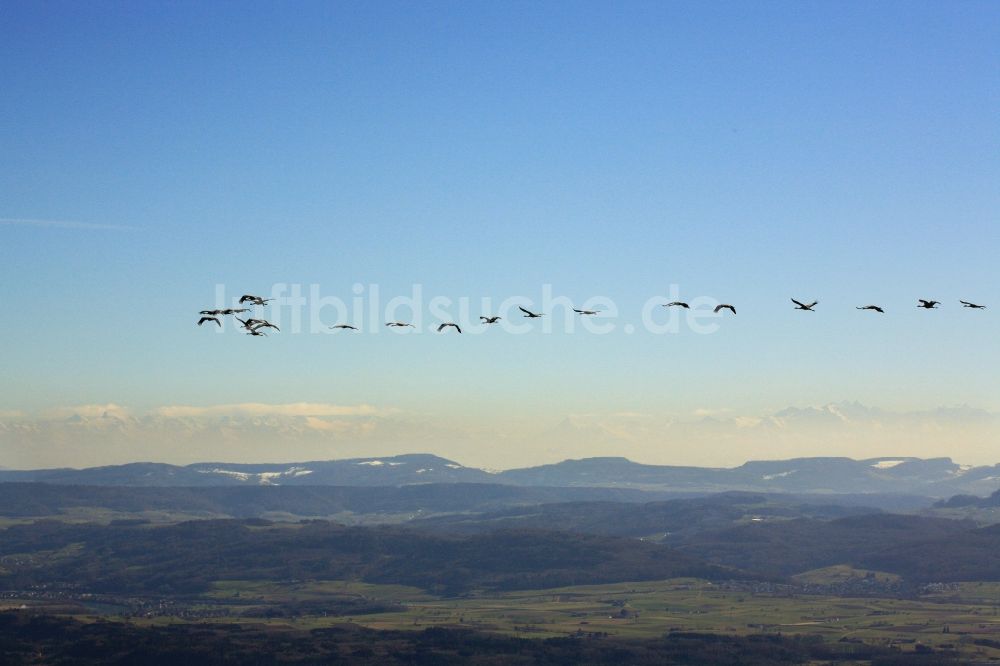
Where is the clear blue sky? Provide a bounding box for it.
[1,1,998,467]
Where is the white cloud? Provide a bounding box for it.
[151,402,378,418]
[0,400,998,470]
[0,401,455,469]
[693,407,733,417]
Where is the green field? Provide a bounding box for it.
[348,579,1000,650]
[15,576,971,661]
[11,573,1000,661]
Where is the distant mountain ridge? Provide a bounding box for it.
[2,453,999,497]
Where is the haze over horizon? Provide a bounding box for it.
[2,2,998,470]
[1,400,997,471]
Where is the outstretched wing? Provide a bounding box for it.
[518,306,536,316]
[791,298,805,308]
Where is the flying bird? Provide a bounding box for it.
[239,294,274,306]
[960,301,986,309]
[917,300,940,309]
[857,305,885,313]
[220,308,249,315]
[518,306,543,318]
[200,309,223,316]
[386,322,415,328]
[480,316,501,324]
[236,317,268,330]
[252,321,279,332]
[663,301,690,309]
[714,304,736,315]
[437,323,462,333]
[197,316,221,327]
[330,324,358,330]
[573,308,600,315]
[791,299,818,311]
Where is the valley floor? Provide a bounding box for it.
[7,577,1000,663]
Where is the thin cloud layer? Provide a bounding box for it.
[40,404,133,420]
[0,401,997,470]
[0,401,458,469]
[151,403,379,418]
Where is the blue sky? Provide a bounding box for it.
[1,1,998,467]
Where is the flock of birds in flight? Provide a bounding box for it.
[197,294,281,336]
[197,295,988,336]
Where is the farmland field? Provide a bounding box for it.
[12,576,1000,661]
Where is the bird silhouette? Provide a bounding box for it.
[573,308,600,315]
[197,316,221,327]
[664,301,690,308]
[236,317,268,330]
[330,324,358,330]
[239,294,273,306]
[714,304,736,315]
[791,299,818,311]
[386,322,415,328]
[519,306,543,318]
[857,305,884,313]
[437,323,462,333]
[480,316,501,324]
[918,300,940,309]
[960,301,986,309]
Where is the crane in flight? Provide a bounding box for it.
[791,299,818,311]
[519,306,543,318]
[239,294,274,306]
